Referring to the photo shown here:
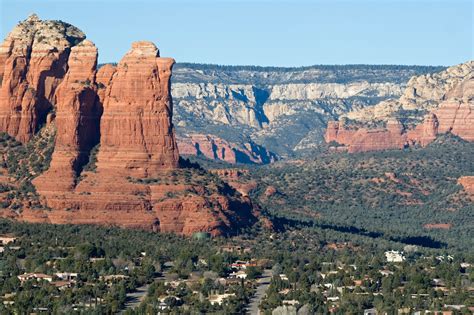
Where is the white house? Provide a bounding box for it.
[385,250,405,262]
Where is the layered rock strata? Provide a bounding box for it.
[177,133,277,164]
[0,14,86,142]
[325,63,474,153]
[33,40,101,191]
[0,15,257,236]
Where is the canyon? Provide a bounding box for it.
[0,15,258,236]
[169,63,443,161]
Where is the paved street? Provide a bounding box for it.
[246,269,273,315]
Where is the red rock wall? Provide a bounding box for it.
[325,75,474,152]
[178,133,277,164]
[33,40,102,192]
[98,42,179,176]
[0,14,85,142]
[178,134,237,163]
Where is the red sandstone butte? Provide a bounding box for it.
[0,15,259,236]
[98,41,179,175]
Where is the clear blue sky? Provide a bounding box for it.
[1,0,472,66]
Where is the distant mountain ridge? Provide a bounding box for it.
[325,61,473,153]
[168,63,445,160]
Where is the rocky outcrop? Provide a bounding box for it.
[33,40,101,192]
[325,119,409,153]
[432,74,474,141]
[345,61,473,122]
[97,41,179,176]
[1,15,259,236]
[458,176,474,195]
[177,133,277,164]
[0,14,85,142]
[326,62,473,152]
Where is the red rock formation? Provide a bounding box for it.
[0,16,260,236]
[97,41,179,176]
[179,134,237,163]
[33,40,101,192]
[210,168,256,196]
[325,119,408,153]
[178,133,277,164]
[325,74,474,152]
[432,76,474,141]
[458,176,474,195]
[0,14,85,142]
[32,41,255,235]
[96,64,116,102]
[264,186,278,198]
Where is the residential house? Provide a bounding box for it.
[0,236,16,245]
[385,251,405,263]
[208,293,235,305]
[18,273,53,283]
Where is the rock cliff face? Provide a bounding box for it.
[345,62,473,122]
[325,62,473,152]
[33,39,101,191]
[170,64,442,159]
[0,14,86,143]
[97,41,179,176]
[0,15,258,236]
[177,133,276,164]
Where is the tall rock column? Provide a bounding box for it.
[33,40,101,192]
[97,41,179,177]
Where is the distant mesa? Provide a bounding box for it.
[0,14,261,236]
[325,61,474,153]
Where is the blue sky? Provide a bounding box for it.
[1,0,472,66]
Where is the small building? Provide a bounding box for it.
[18,273,53,283]
[229,270,247,279]
[379,270,394,276]
[51,280,74,290]
[55,272,78,281]
[208,293,235,305]
[279,274,289,281]
[0,236,17,245]
[230,260,257,270]
[385,250,405,262]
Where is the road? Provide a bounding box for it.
[121,282,151,311]
[246,269,273,315]
[120,267,170,313]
